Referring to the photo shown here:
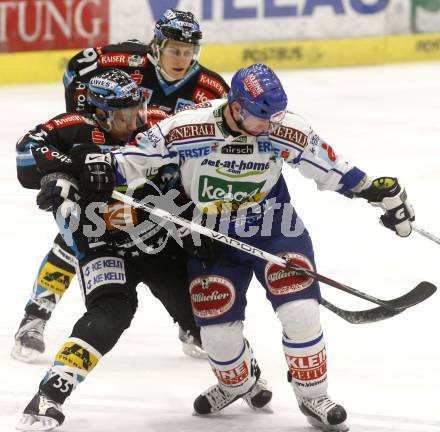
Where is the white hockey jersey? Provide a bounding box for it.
[112,99,366,218]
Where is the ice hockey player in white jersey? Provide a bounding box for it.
[111,64,414,431]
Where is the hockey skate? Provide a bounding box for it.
[11,313,46,363]
[178,326,208,359]
[298,395,349,432]
[16,391,64,431]
[193,378,273,415]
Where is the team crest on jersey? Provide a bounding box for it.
[175,98,195,112]
[130,69,143,85]
[265,252,314,295]
[92,128,105,144]
[140,87,153,104]
[190,276,235,318]
[128,55,146,67]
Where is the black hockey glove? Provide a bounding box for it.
[180,230,218,269]
[358,177,415,237]
[70,144,115,203]
[37,172,80,213]
[176,199,218,268]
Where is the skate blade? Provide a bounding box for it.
[16,414,60,431]
[182,342,208,359]
[11,343,41,363]
[243,400,274,414]
[307,416,349,432]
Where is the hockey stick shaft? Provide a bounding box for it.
[112,191,400,310]
[412,224,440,245]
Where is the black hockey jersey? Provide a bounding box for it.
[16,113,173,251]
[64,40,230,116]
[16,113,126,190]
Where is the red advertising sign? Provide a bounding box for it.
[0,0,109,53]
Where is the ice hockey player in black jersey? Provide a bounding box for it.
[64,9,228,116]
[13,67,206,361]
[15,69,270,432]
[13,9,229,362]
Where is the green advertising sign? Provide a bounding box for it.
[198,175,265,203]
[412,0,440,32]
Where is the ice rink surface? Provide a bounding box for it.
[0,62,439,431]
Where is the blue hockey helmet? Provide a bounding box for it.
[88,69,143,112]
[228,64,288,120]
[154,9,202,45]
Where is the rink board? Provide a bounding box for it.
[1,32,440,86]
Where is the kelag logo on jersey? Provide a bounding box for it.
[198,175,265,203]
[175,98,195,112]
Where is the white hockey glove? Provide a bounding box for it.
[358,177,415,237]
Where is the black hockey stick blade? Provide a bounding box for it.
[321,298,403,324]
[382,281,436,311]
[321,282,436,324]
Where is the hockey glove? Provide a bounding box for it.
[180,231,218,269]
[176,200,218,268]
[37,172,80,213]
[358,177,415,237]
[70,144,115,203]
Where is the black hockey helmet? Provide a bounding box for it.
[88,69,143,112]
[154,9,202,45]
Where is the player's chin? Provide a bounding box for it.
[114,128,135,141]
[172,68,186,79]
[245,128,268,137]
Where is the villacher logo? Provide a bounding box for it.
[190,275,236,318]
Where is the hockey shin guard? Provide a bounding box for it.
[278,299,328,399]
[201,322,258,397]
[26,248,76,320]
[39,338,102,404]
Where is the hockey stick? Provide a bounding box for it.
[320,281,435,324]
[112,191,436,318]
[412,224,440,245]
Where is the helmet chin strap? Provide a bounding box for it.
[148,47,177,82]
[233,107,262,137]
[149,40,199,82]
[93,111,112,133]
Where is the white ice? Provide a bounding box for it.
[0,63,439,431]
